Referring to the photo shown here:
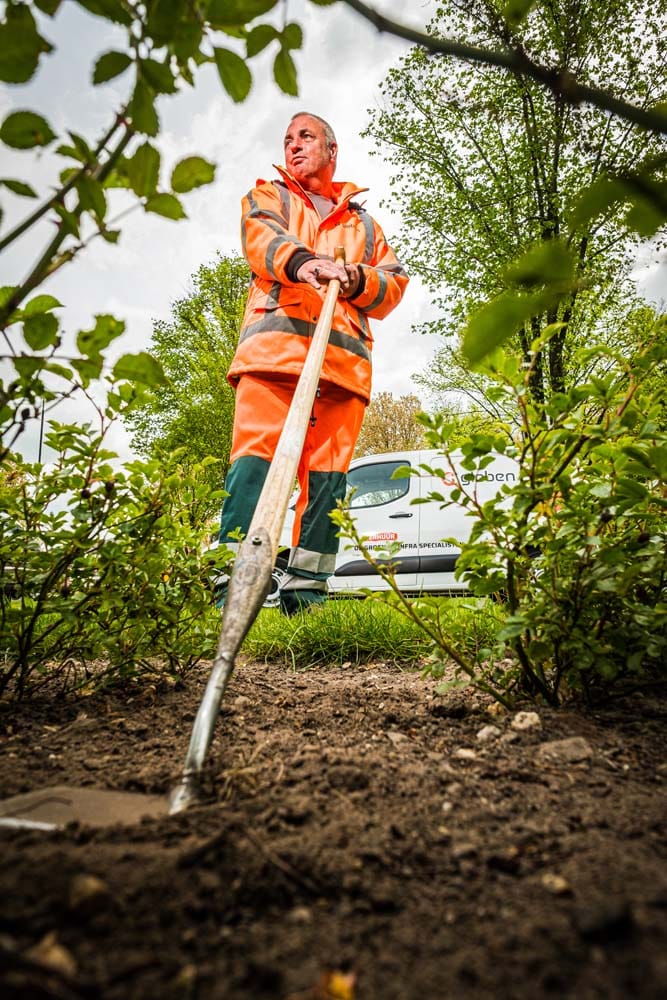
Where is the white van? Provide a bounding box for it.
[275,448,518,597]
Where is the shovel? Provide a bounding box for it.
[0,247,348,831]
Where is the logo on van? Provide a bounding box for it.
[366,531,398,542]
[441,468,517,486]
[440,470,458,487]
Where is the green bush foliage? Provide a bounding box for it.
[334,328,667,706]
[0,398,230,700]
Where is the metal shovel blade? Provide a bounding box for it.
[0,785,169,831]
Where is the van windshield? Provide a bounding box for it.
[347,461,411,508]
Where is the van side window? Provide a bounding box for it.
[347,461,410,508]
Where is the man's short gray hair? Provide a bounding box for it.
[289,112,337,151]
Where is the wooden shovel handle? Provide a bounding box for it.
[247,246,346,553]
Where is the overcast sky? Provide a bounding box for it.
[1,0,665,463]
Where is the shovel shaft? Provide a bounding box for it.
[247,250,345,555]
[169,249,346,814]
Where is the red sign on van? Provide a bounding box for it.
[366,531,399,542]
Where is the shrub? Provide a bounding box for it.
[0,414,230,700]
[334,332,667,706]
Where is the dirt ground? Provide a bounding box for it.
[0,658,666,1000]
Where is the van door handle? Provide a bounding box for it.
[389,512,413,518]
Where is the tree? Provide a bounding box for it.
[354,392,426,456]
[124,254,248,514]
[364,0,667,410]
[344,0,667,137]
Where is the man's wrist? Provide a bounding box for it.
[287,249,317,282]
[347,265,366,301]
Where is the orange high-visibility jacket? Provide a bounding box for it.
[227,166,409,403]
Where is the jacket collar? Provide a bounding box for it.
[271,165,368,212]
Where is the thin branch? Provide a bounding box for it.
[343,0,667,135]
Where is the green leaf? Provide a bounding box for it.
[13,355,45,379]
[572,176,633,227]
[246,24,278,57]
[207,0,278,27]
[45,361,73,382]
[0,5,53,84]
[112,351,166,386]
[625,180,667,237]
[93,50,132,84]
[503,239,575,290]
[56,143,86,162]
[77,175,107,220]
[0,111,57,149]
[73,0,133,26]
[70,355,104,386]
[128,80,159,137]
[54,204,81,238]
[23,313,59,350]
[307,0,338,5]
[68,132,93,161]
[144,193,187,220]
[126,141,161,197]
[101,228,121,243]
[23,295,63,316]
[140,58,177,94]
[76,314,126,357]
[171,156,216,194]
[35,0,63,14]
[503,0,537,26]
[173,24,205,62]
[214,47,252,103]
[281,23,303,50]
[0,178,37,198]
[146,0,188,43]
[274,48,298,96]
[462,291,541,365]
[0,286,18,310]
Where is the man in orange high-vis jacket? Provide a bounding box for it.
[219,111,409,614]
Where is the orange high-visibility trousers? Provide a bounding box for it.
[220,373,366,586]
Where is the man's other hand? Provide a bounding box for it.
[297,258,360,297]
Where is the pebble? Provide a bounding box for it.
[387,731,409,747]
[451,841,478,860]
[535,736,593,764]
[25,932,77,978]
[288,905,313,924]
[476,724,501,743]
[541,872,572,895]
[68,873,113,916]
[453,748,478,760]
[511,711,542,731]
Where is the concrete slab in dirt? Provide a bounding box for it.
[0,785,168,830]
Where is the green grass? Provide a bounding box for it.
[242,595,505,669]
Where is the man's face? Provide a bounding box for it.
[284,115,336,190]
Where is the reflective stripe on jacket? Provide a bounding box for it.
[227,165,409,402]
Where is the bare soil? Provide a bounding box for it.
[0,659,666,1000]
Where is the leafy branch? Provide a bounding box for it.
[343,0,667,135]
